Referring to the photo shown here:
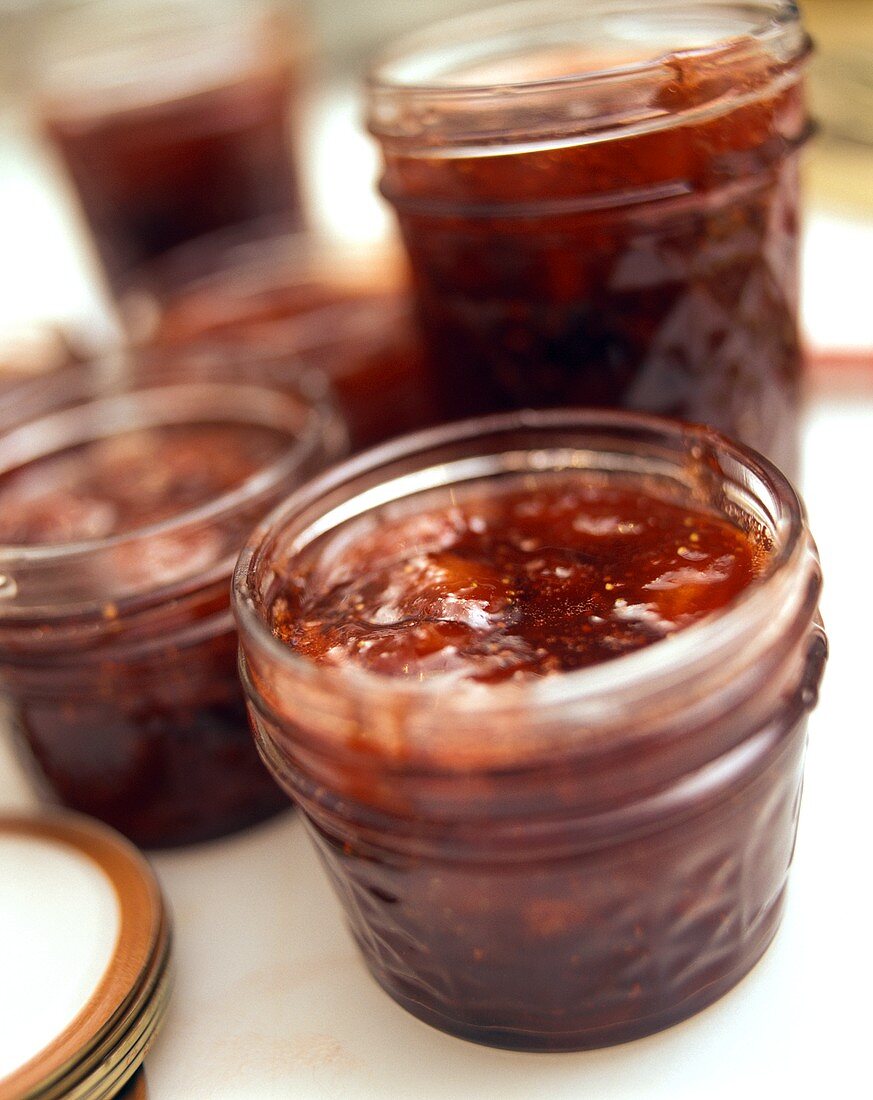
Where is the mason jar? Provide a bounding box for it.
[367,1,812,478]
[36,0,308,293]
[123,225,438,452]
[0,350,345,848]
[233,410,825,1050]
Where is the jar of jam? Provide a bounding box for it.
[0,351,345,848]
[233,410,826,1050]
[126,227,438,452]
[367,1,812,477]
[37,0,307,294]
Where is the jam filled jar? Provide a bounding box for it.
[127,228,438,452]
[0,353,344,848]
[38,0,307,293]
[234,411,826,1051]
[367,1,812,477]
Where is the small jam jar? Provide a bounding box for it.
[367,0,812,477]
[124,228,438,452]
[0,352,345,848]
[37,0,307,293]
[233,411,826,1051]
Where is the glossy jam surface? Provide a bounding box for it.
[0,421,291,545]
[269,479,765,682]
[44,68,303,292]
[379,53,808,474]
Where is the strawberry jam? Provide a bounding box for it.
[0,361,342,847]
[0,422,292,546]
[127,231,439,452]
[368,2,811,475]
[234,412,825,1050]
[270,479,766,681]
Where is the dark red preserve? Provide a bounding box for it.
[234,411,826,1050]
[272,481,765,679]
[39,0,306,292]
[0,422,291,545]
[368,1,812,476]
[0,355,343,847]
[134,232,437,451]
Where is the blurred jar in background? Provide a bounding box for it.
[127,224,439,451]
[35,0,308,294]
[368,0,811,479]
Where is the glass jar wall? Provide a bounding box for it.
[37,0,308,293]
[367,1,812,478]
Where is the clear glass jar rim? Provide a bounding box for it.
[366,0,810,149]
[0,358,339,571]
[233,408,819,729]
[369,0,806,92]
[36,0,304,113]
[131,224,405,297]
[126,225,411,354]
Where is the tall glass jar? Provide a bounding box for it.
[234,410,826,1050]
[36,0,308,293]
[367,1,812,478]
[0,351,345,848]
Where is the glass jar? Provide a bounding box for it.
[36,0,308,293]
[367,1,812,478]
[233,410,826,1051]
[0,351,345,848]
[122,226,439,452]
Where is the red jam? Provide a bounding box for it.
[0,422,292,545]
[0,393,327,848]
[371,31,810,475]
[234,413,825,1051]
[271,480,765,680]
[147,268,437,452]
[41,19,304,293]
